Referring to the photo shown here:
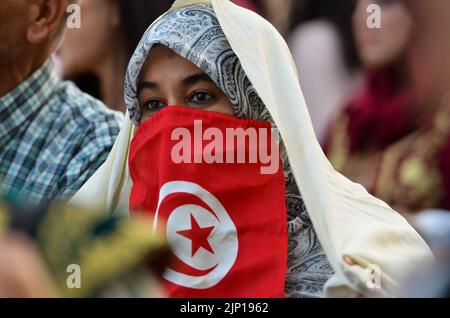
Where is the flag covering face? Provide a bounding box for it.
[129,106,287,298]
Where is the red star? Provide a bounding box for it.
[177,214,215,257]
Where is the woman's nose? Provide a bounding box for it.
[166,97,185,107]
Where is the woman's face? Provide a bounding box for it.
[353,0,413,69]
[57,0,120,78]
[137,45,234,123]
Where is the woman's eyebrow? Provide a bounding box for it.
[137,73,213,93]
[182,73,214,86]
[137,81,159,95]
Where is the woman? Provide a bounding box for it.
[324,0,450,217]
[72,0,433,298]
[57,0,172,112]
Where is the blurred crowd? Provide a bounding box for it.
[0,0,449,298]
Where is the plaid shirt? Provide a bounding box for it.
[0,60,122,204]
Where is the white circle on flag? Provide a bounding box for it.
[153,181,239,290]
[167,204,222,270]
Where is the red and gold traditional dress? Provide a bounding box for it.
[325,71,450,216]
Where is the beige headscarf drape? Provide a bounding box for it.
[71,0,434,297]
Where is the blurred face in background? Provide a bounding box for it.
[58,0,122,78]
[404,0,450,107]
[353,0,413,69]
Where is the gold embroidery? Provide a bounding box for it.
[326,100,450,214]
[35,203,166,297]
[400,158,427,187]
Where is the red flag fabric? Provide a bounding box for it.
[129,106,287,298]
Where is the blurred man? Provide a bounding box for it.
[0,0,122,204]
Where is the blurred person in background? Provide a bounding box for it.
[395,0,450,297]
[260,0,293,37]
[233,0,263,15]
[405,0,450,215]
[57,0,173,112]
[289,0,362,141]
[323,0,450,218]
[234,0,292,37]
[0,0,122,205]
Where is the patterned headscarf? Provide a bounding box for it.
[124,4,333,298]
[125,4,270,126]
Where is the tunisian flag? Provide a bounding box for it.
[129,106,287,298]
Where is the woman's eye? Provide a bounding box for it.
[145,100,166,110]
[190,92,213,104]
